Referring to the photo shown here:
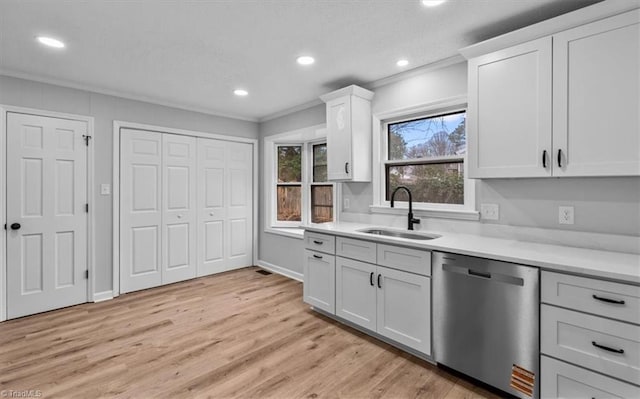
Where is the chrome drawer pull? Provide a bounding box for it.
[592,294,625,305]
[592,341,624,354]
[313,240,323,245]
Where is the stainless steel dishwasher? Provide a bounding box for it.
[433,251,539,399]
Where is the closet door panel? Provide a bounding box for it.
[225,142,253,269]
[162,134,197,284]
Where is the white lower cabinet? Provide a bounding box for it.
[541,270,640,398]
[377,267,431,355]
[335,255,431,355]
[303,249,336,314]
[541,356,639,399]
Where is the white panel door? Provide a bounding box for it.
[196,138,226,276]
[376,266,431,355]
[120,129,163,293]
[225,141,253,269]
[162,134,197,284]
[6,112,88,319]
[467,37,552,178]
[335,257,377,331]
[553,10,640,176]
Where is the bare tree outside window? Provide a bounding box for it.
[386,111,466,204]
[277,145,302,221]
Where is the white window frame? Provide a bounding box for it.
[371,96,479,221]
[273,143,305,228]
[264,125,338,238]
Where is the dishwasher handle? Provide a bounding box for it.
[468,269,491,279]
[441,263,524,286]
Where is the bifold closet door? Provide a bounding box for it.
[162,134,197,284]
[120,129,163,293]
[197,139,253,276]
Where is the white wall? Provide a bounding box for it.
[0,75,259,294]
[259,61,640,276]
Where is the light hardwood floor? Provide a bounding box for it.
[0,267,500,399]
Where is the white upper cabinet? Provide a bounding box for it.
[553,10,639,177]
[320,85,374,182]
[465,9,640,178]
[467,37,552,178]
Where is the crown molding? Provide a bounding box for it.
[0,69,259,123]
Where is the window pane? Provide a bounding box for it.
[277,185,301,221]
[311,185,333,223]
[313,144,327,182]
[386,163,464,204]
[278,146,302,182]
[388,112,466,160]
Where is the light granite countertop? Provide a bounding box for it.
[303,222,640,284]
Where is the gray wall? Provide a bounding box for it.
[258,61,640,274]
[0,75,259,294]
[258,104,325,275]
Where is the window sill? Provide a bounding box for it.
[264,227,305,239]
[369,205,480,221]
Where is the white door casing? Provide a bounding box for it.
[162,134,197,284]
[6,112,88,319]
[120,129,163,293]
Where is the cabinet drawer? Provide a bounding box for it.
[541,305,640,385]
[304,231,336,254]
[377,244,431,276]
[336,237,376,264]
[542,271,640,324]
[541,355,639,399]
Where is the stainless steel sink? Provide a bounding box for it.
[357,228,441,240]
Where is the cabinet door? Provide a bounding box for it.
[377,267,431,355]
[303,250,336,314]
[541,356,639,399]
[336,257,377,331]
[553,10,640,177]
[326,96,352,180]
[467,37,552,178]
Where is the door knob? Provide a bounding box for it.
[10,223,21,230]
[209,212,214,216]
[177,214,182,219]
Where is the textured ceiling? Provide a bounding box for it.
[0,0,601,121]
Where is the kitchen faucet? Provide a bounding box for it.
[390,186,421,230]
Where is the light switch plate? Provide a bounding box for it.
[480,203,499,220]
[559,206,574,225]
[101,183,111,195]
[343,198,350,210]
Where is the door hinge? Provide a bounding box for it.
[85,270,89,279]
[82,134,92,146]
[85,203,89,213]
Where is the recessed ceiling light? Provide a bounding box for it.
[396,59,409,67]
[296,56,315,66]
[37,36,65,48]
[233,89,249,97]
[421,0,446,7]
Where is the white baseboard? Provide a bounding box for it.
[257,260,303,282]
[93,290,114,302]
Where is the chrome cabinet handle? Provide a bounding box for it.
[592,341,624,354]
[313,240,323,245]
[377,274,382,288]
[345,162,349,174]
[542,150,547,168]
[369,272,374,286]
[312,254,322,259]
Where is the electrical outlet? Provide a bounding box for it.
[558,206,574,225]
[343,198,350,210]
[100,183,111,195]
[480,203,499,220]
